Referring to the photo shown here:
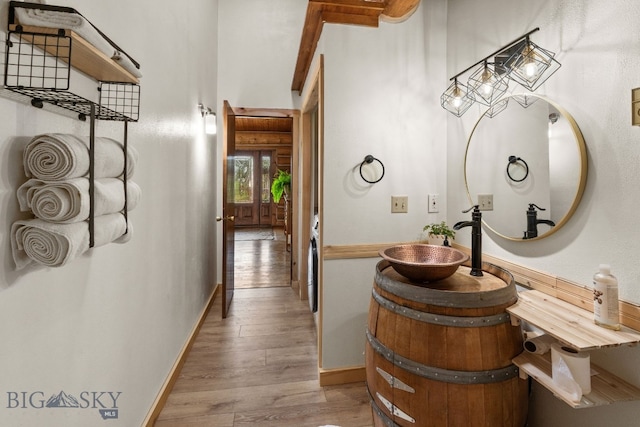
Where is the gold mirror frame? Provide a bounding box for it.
[464,94,588,241]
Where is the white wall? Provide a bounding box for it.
[0,1,218,426]
[217,0,305,110]
[216,0,307,285]
[447,0,640,303]
[314,1,449,368]
[446,0,640,425]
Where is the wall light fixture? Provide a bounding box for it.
[198,103,217,134]
[485,98,509,118]
[441,28,561,117]
[440,78,475,117]
[467,61,509,106]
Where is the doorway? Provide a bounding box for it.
[221,105,299,309]
[233,150,273,227]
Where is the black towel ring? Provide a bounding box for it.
[359,155,385,184]
[506,155,529,182]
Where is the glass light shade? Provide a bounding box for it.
[205,113,217,134]
[485,98,509,118]
[441,80,475,117]
[506,40,561,91]
[467,63,509,106]
[513,93,539,108]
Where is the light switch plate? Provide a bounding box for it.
[428,194,439,213]
[391,196,408,213]
[478,194,493,211]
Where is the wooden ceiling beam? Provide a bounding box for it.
[291,3,326,94]
[322,11,380,27]
[291,0,420,93]
[231,107,297,118]
[381,0,420,22]
[236,131,293,146]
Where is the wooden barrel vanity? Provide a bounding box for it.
[366,260,528,427]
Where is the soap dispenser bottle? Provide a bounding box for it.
[593,264,621,330]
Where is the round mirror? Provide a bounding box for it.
[464,94,587,241]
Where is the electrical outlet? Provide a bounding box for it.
[478,194,493,211]
[428,194,439,213]
[391,196,408,213]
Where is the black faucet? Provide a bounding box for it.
[523,203,556,239]
[453,205,483,276]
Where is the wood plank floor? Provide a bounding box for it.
[234,227,290,289]
[155,228,373,427]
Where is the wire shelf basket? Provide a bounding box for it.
[4,28,140,122]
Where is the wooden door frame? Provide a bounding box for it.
[231,106,300,288]
[300,55,323,364]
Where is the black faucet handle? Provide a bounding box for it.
[528,203,546,211]
[462,204,479,214]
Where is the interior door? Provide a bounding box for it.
[220,100,236,318]
[233,150,273,226]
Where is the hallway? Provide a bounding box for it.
[155,228,373,426]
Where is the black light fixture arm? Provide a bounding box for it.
[449,27,540,82]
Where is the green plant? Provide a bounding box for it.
[270,169,291,203]
[423,221,455,241]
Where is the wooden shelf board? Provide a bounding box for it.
[514,351,640,409]
[10,24,139,84]
[508,290,640,350]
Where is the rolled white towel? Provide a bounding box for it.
[111,51,143,78]
[11,213,132,269]
[14,6,116,60]
[23,134,138,181]
[17,178,141,223]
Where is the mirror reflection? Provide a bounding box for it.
[464,94,587,240]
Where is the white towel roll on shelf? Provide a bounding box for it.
[23,134,138,181]
[11,213,132,269]
[17,178,141,223]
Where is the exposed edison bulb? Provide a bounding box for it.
[524,61,538,78]
[480,82,493,96]
[451,85,463,108]
[519,44,538,79]
[480,68,493,96]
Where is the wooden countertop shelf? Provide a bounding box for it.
[9,24,139,84]
[508,290,640,350]
[514,351,640,408]
[508,290,640,408]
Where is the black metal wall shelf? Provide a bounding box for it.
[4,1,141,247]
[4,1,140,121]
[5,82,140,122]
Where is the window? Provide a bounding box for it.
[261,155,271,203]
[233,155,253,203]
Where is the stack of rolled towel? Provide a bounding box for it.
[11,134,141,269]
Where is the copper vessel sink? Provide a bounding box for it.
[379,244,470,282]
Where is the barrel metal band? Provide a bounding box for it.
[372,288,511,327]
[368,387,400,427]
[376,392,415,423]
[375,260,518,308]
[366,330,520,385]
